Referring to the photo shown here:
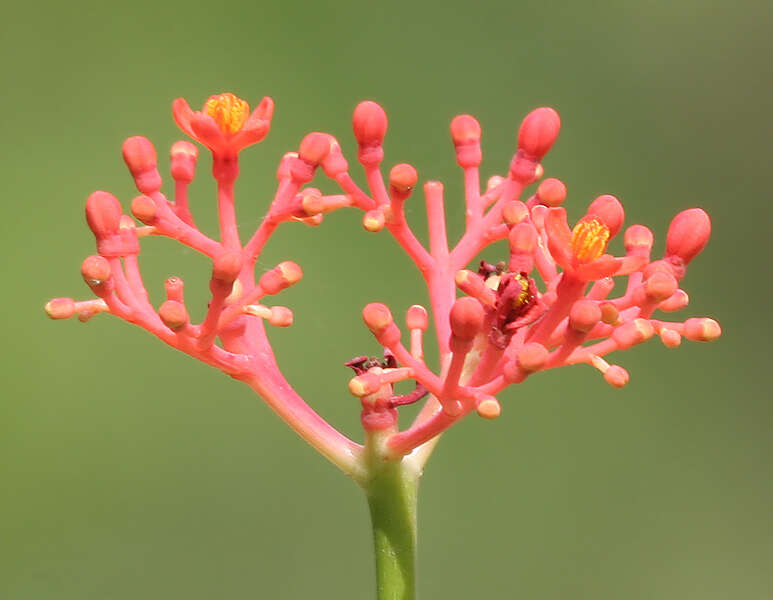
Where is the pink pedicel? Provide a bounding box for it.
[47,93,720,470]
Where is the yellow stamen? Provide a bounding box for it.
[512,273,530,309]
[570,218,610,263]
[204,93,250,134]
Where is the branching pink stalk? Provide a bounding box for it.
[46,92,720,477]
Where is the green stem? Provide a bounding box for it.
[364,456,419,600]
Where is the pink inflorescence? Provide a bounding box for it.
[47,93,720,470]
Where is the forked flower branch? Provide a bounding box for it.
[46,92,720,598]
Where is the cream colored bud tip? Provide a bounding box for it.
[476,398,501,420]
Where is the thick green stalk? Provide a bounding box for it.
[363,435,420,600]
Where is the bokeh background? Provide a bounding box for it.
[2,1,771,598]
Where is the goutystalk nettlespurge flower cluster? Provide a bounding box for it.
[46,93,720,477]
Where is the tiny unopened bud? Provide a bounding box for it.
[159,300,188,330]
[659,289,689,312]
[599,301,620,325]
[122,136,162,194]
[352,101,388,148]
[300,188,324,215]
[259,261,303,295]
[604,365,629,388]
[587,194,624,237]
[517,342,549,372]
[389,163,418,194]
[81,255,111,284]
[502,200,529,225]
[363,209,386,232]
[212,250,243,283]
[349,372,382,398]
[362,303,401,346]
[450,114,482,168]
[299,132,331,165]
[449,297,485,341]
[683,318,721,342]
[406,305,428,331]
[268,306,294,327]
[660,328,682,348]
[612,318,655,349]
[85,191,122,237]
[536,178,566,207]
[45,298,76,319]
[666,208,711,265]
[508,222,537,254]
[569,299,601,332]
[644,271,678,302]
[130,195,157,224]
[476,396,501,420]
[517,107,561,159]
[487,175,505,191]
[624,225,653,255]
[165,276,185,302]
[170,141,198,182]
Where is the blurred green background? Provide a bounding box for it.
[2,0,771,598]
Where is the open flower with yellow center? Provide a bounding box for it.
[545,198,646,281]
[172,92,274,157]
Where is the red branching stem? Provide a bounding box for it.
[149,192,221,257]
[217,179,241,251]
[173,180,196,226]
[464,166,482,226]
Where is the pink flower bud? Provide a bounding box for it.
[587,194,624,237]
[363,209,386,232]
[476,396,501,420]
[259,261,303,295]
[604,365,629,388]
[320,138,349,178]
[362,303,401,346]
[299,132,331,165]
[352,101,388,147]
[122,136,162,194]
[449,297,485,341]
[517,107,561,159]
[502,200,529,225]
[85,191,122,238]
[159,300,189,330]
[212,250,243,283]
[683,318,721,342]
[658,289,689,312]
[624,225,653,255]
[660,328,682,348]
[389,163,418,194]
[45,298,76,319]
[349,372,382,397]
[130,195,157,224]
[268,306,294,327]
[450,115,482,168]
[406,305,428,331]
[508,222,538,254]
[599,301,620,325]
[644,271,678,302]
[170,141,198,182]
[536,178,566,207]
[81,255,111,284]
[516,342,549,372]
[666,208,711,265]
[612,319,655,350]
[569,299,601,332]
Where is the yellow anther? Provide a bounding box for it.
[512,273,530,309]
[204,93,250,134]
[570,218,610,263]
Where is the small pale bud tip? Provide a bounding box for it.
[517,107,561,159]
[81,255,112,284]
[516,342,549,372]
[604,365,629,388]
[406,305,429,331]
[450,115,482,146]
[159,300,189,330]
[476,397,501,420]
[353,101,388,147]
[389,163,418,193]
[569,299,602,332]
[122,136,161,193]
[45,298,76,319]
[362,303,394,333]
[624,225,654,253]
[683,318,721,342]
[666,208,711,264]
[363,209,386,232]
[269,306,294,327]
[502,200,529,226]
[660,328,682,348]
[587,194,625,237]
[85,191,123,237]
[644,271,678,302]
[299,132,331,165]
[212,251,243,283]
[536,178,567,207]
[170,141,198,182]
[349,373,382,398]
[508,222,538,253]
[131,195,157,224]
[449,297,485,340]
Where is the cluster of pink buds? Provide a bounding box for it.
[47,92,719,474]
